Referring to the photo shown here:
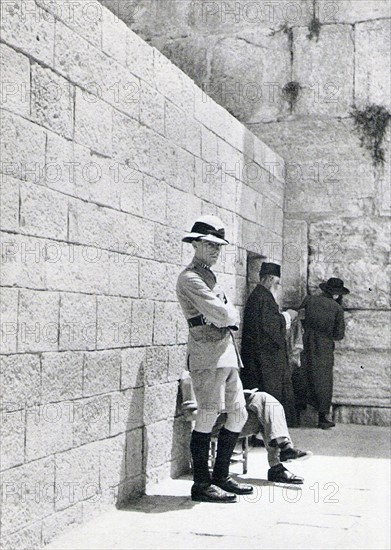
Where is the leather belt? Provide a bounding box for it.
[187,315,206,328]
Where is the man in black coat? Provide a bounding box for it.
[300,278,348,429]
[240,262,298,427]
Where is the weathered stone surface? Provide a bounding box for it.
[153,301,180,345]
[333,351,390,407]
[308,217,391,309]
[376,127,390,217]
[31,64,74,139]
[143,175,167,223]
[160,36,210,84]
[0,353,40,409]
[165,99,187,147]
[0,0,55,66]
[0,110,46,184]
[0,176,19,232]
[45,132,74,195]
[333,405,390,427]
[144,346,169,386]
[153,225,182,264]
[293,25,354,117]
[168,345,187,381]
[112,109,150,175]
[0,409,25,470]
[355,20,391,110]
[130,299,154,346]
[282,219,308,308]
[144,419,174,470]
[55,442,101,511]
[18,290,59,353]
[20,181,68,240]
[140,81,165,134]
[96,296,132,349]
[74,88,112,156]
[41,351,83,402]
[125,25,154,86]
[0,287,18,355]
[252,118,377,215]
[125,428,143,479]
[102,5,128,65]
[148,133,178,184]
[139,259,168,301]
[99,433,126,489]
[110,387,144,436]
[25,401,74,461]
[1,457,55,534]
[317,0,391,23]
[72,395,110,446]
[341,311,391,351]
[0,43,30,117]
[41,502,83,547]
[0,521,42,550]
[143,382,179,425]
[83,350,121,397]
[109,253,139,298]
[175,147,195,193]
[59,293,96,351]
[121,347,145,389]
[210,31,290,123]
[154,49,194,113]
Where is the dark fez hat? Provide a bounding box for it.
[319,277,350,295]
[259,262,281,278]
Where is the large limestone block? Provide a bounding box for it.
[139,259,170,300]
[130,299,154,346]
[55,442,101,510]
[74,88,112,157]
[210,31,290,123]
[158,36,210,85]
[154,49,195,113]
[59,293,96,351]
[0,232,46,290]
[376,127,390,216]
[98,434,126,489]
[0,0,55,66]
[0,176,19,232]
[125,428,144,479]
[41,351,83,402]
[168,345,187,381]
[333,350,390,407]
[145,346,169,386]
[120,347,145,389]
[0,457,55,533]
[143,382,179,425]
[308,217,391,309]
[45,132,75,195]
[142,175,167,223]
[342,310,391,351]
[72,395,110,446]
[251,118,377,215]
[20,182,68,240]
[282,219,308,308]
[108,251,139,298]
[317,0,391,23]
[0,353,40,410]
[110,387,144,436]
[102,4,128,65]
[355,20,391,110]
[293,25,354,117]
[25,401,74,461]
[41,502,83,548]
[153,302,181,345]
[31,64,74,139]
[18,289,59,353]
[140,81,165,135]
[0,288,18,355]
[144,419,174,470]
[334,405,391,427]
[0,43,30,117]
[126,27,154,86]
[0,522,42,550]
[96,295,132,349]
[0,409,25,470]
[83,350,121,396]
[0,110,46,184]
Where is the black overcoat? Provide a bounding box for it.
[240,284,297,426]
[300,293,345,414]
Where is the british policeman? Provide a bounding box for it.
[176,215,253,502]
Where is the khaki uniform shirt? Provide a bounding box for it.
[176,257,242,371]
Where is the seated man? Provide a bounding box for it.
[182,375,312,484]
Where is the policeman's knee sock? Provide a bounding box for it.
[269,436,292,450]
[212,427,240,481]
[190,430,212,484]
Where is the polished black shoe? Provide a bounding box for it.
[318,420,335,429]
[268,464,304,485]
[280,447,313,462]
[191,482,237,502]
[212,476,254,495]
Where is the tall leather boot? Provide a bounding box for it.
[318,413,335,429]
[211,427,253,495]
[190,430,236,502]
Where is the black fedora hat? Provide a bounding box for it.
[259,262,281,278]
[319,277,350,295]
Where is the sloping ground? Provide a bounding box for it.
[45,424,390,550]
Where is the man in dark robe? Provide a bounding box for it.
[240,262,298,427]
[300,277,349,429]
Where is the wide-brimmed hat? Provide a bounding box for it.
[259,262,281,278]
[182,215,229,245]
[319,277,350,295]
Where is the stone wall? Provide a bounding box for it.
[0,1,285,546]
[110,0,391,425]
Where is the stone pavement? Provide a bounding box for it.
[46,425,390,550]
